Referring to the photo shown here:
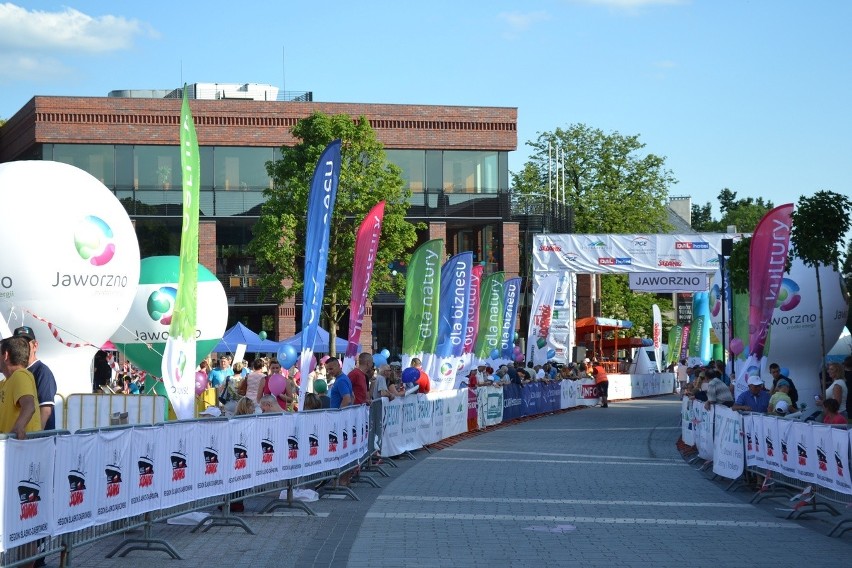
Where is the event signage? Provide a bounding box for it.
[433,252,473,390]
[473,272,503,363]
[533,234,739,275]
[401,239,443,368]
[629,272,707,292]
[526,274,559,365]
[499,278,522,361]
[460,264,484,374]
[345,201,386,359]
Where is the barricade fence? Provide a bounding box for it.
[0,375,674,565]
[680,398,852,536]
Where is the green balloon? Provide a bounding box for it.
[259,331,267,340]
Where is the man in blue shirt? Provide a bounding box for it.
[208,357,233,388]
[13,326,57,430]
[732,375,770,413]
[325,357,352,409]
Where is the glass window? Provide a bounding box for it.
[425,150,442,192]
[442,151,498,194]
[385,149,425,193]
[51,144,115,187]
[133,145,181,190]
[213,147,274,190]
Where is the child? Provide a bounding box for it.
[822,398,847,425]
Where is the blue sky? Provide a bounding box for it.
[1,0,850,221]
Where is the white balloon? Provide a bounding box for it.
[0,161,140,395]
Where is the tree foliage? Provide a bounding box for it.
[691,188,774,233]
[249,112,421,348]
[514,124,675,233]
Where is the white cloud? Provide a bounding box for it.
[0,3,146,53]
[0,53,71,83]
[498,10,550,34]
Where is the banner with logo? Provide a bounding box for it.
[126,426,165,517]
[401,239,443,368]
[345,201,385,360]
[194,419,229,500]
[94,429,131,525]
[777,419,797,477]
[750,412,765,467]
[830,427,852,495]
[1,437,54,549]
[652,304,662,372]
[281,412,307,478]
[251,414,285,485]
[712,406,744,479]
[790,421,817,482]
[748,204,794,358]
[161,88,202,420]
[526,274,559,365]
[547,272,573,362]
[533,233,738,275]
[227,416,256,492]
[476,386,504,427]
[299,139,342,410]
[560,379,578,409]
[461,264,484,375]
[159,421,198,509]
[762,416,782,472]
[473,272,503,365]
[433,252,473,390]
[687,292,711,365]
[629,272,708,292]
[667,325,682,367]
[499,277,522,362]
[300,411,325,478]
[694,404,714,462]
[53,433,96,534]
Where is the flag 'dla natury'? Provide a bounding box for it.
[402,239,443,363]
[161,87,201,419]
[474,271,503,363]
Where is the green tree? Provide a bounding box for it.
[600,275,673,340]
[790,190,852,390]
[692,188,774,233]
[517,124,674,233]
[691,202,716,231]
[249,112,421,354]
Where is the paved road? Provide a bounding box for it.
[67,394,851,567]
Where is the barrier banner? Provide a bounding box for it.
[578,379,599,406]
[694,404,713,462]
[681,398,694,447]
[812,423,846,492]
[441,389,468,438]
[762,417,782,472]
[522,382,541,417]
[791,421,817,483]
[160,421,197,509]
[299,411,323,478]
[430,396,447,445]
[380,399,403,456]
[252,414,285,486]
[777,419,797,477]
[194,419,229,499]
[712,406,744,479]
[751,413,765,467]
[542,382,560,412]
[743,414,757,467]
[502,384,523,422]
[560,379,578,410]
[468,388,478,431]
[477,386,504,427]
[94,429,131,526]
[1,437,55,549]
[831,428,852,495]
[227,417,255,492]
[53,433,96,534]
[323,410,343,469]
[127,426,165,517]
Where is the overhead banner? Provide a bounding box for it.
[628,272,708,292]
[533,233,743,274]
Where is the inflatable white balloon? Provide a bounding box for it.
[0,161,140,395]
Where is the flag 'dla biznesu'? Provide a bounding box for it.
[474,271,503,365]
[401,239,443,369]
[499,277,523,363]
[161,88,201,419]
[299,140,342,411]
[344,201,386,365]
[526,273,559,366]
[432,252,473,390]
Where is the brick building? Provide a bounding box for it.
[0,84,523,354]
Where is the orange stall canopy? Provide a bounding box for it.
[575,317,633,363]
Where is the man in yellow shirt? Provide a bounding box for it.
[0,336,41,439]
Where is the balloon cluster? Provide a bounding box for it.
[372,348,391,367]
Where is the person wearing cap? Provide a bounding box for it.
[0,336,41,438]
[732,375,770,413]
[13,326,58,430]
[768,379,795,414]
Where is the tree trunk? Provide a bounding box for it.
[815,265,827,394]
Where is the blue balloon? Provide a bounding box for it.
[546,349,556,359]
[490,349,500,360]
[402,367,420,384]
[277,343,299,369]
[373,353,387,367]
[780,367,790,377]
[380,348,391,359]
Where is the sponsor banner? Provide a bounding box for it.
[712,406,744,479]
[401,239,443,367]
[227,417,256,492]
[777,419,797,477]
[547,272,573,363]
[460,264,484,375]
[791,421,817,483]
[762,416,782,473]
[811,423,845,492]
[346,201,385,358]
[160,421,197,510]
[195,420,230,499]
[542,382,561,413]
[832,428,852,494]
[533,234,734,274]
[2,437,55,549]
[54,433,96,534]
[252,415,285,486]
[380,396,420,456]
[521,382,542,417]
[560,378,578,409]
[681,398,695,447]
[476,386,504,427]
[526,274,559,365]
[323,411,343,470]
[629,272,708,293]
[652,304,662,373]
[127,426,165,517]
[433,252,473,390]
[298,412,324,478]
[694,404,713,462]
[94,429,131,526]
[743,414,757,467]
[473,272,504,364]
[468,388,479,431]
[577,379,599,406]
[502,384,523,422]
[499,277,522,362]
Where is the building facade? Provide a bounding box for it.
[0,86,521,355]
